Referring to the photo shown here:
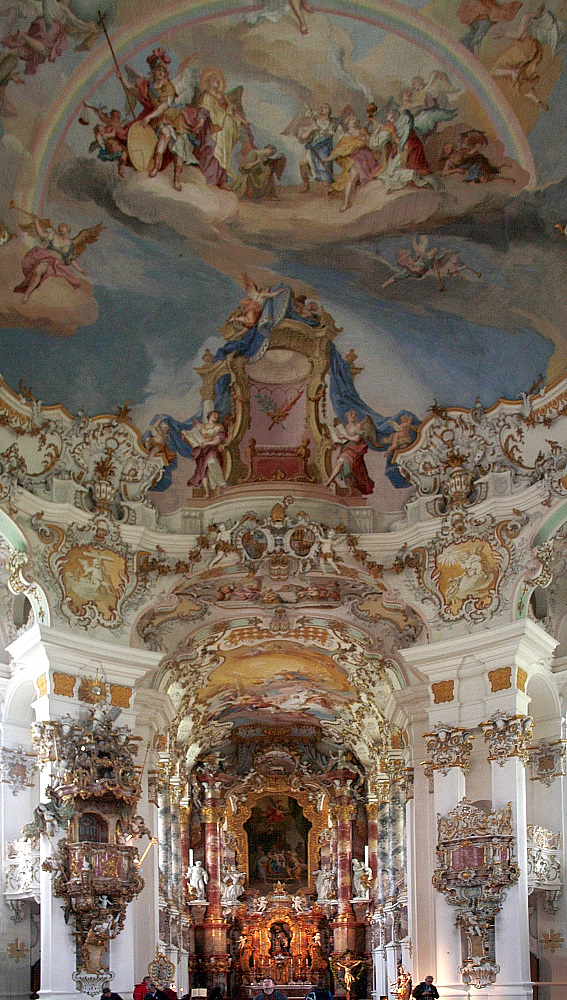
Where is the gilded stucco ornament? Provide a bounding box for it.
[528,738,567,786]
[432,799,520,989]
[31,513,142,629]
[0,535,49,627]
[34,706,147,981]
[0,377,163,522]
[4,835,40,904]
[396,389,567,508]
[393,509,528,624]
[479,711,533,765]
[527,825,562,914]
[0,744,36,794]
[421,723,475,776]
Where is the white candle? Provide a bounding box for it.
[364,845,369,866]
[189,849,194,867]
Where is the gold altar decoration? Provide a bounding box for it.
[148,947,176,988]
[225,774,328,890]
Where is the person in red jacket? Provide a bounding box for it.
[133,976,152,1000]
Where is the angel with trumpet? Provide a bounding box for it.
[10,202,103,304]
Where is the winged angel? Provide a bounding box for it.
[1,0,99,77]
[378,235,480,292]
[325,409,378,496]
[12,209,103,303]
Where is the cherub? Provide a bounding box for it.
[86,104,129,177]
[383,413,418,457]
[143,418,176,466]
[208,523,235,569]
[228,274,281,333]
[319,528,345,575]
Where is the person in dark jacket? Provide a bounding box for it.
[101,987,124,1000]
[412,976,439,1000]
[256,978,288,1000]
[144,986,170,1000]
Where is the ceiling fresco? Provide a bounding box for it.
[0,0,566,516]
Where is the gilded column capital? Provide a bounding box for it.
[202,805,225,824]
[479,711,533,765]
[421,722,475,776]
[366,801,379,821]
[369,778,390,804]
[330,801,356,823]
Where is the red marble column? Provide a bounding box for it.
[331,798,356,956]
[202,797,228,986]
[203,801,223,916]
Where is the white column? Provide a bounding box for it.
[6,625,164,1000]
[491,756,532,1000]
[432,768,466,999]
[37,764,77,1000]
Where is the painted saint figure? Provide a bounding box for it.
[491,4,557,109]
[197,66,248,184]
[458,0,522,52]
[233,145,286,201]
[324,112,381,212]
[119,48,200,191]
[181,409,227,498]
[2,0,98,76]
[282,103,338,192]
[325,409,376,495]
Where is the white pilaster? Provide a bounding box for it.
[491,757,532,1000]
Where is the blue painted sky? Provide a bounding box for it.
[0,220,554,420]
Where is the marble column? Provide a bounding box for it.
[387,781,404,899]
[202,798,228,983]
[331,797,356,956]
[158,779,173,893]
[180,804,191,901]
[170,787,182,904]
[366,800,379,881]
[376,791,389,906]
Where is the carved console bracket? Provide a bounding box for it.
[527,825,562,914]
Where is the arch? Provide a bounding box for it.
[3,677,39,729]
[0,511,51,628]
[525,673,561,737]
[532,502,567,548]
